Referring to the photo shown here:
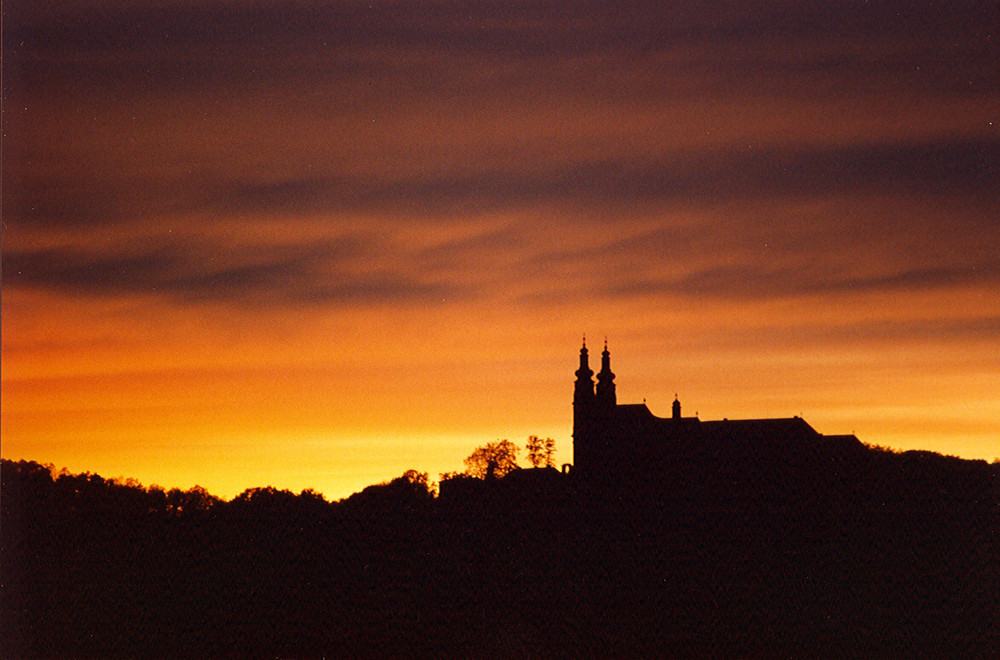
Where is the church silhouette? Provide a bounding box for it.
[571,338,862,484]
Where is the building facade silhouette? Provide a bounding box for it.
[572,339,860,481]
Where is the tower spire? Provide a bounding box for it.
[573,338,596,441]
[596,338,616,406]
[574,338,595,402]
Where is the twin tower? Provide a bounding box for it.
[574,338,616,411]
[573,338,681,417]
[572,338,618,473]
[572,338,683,475]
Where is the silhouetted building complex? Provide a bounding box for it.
[572,339,860,482]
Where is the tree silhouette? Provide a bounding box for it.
[463,440,520,479]
[399,469,432,491]
[164,484,220,517]
[341,469,435,515]
[526,435,556,468]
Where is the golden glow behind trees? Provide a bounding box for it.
[463,441,521,480]
[526,436,557,469]
[2,1,998,499]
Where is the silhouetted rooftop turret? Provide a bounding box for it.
[596,338,616,407]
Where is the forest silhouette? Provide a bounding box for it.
[2,434,997,657]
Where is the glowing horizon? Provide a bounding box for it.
[3,1,998,500]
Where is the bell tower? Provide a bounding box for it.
[573,337,595,412]
[595,339,616,407]
[572,337,595,452]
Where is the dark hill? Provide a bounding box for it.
[2,443,997,658]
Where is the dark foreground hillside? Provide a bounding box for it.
[2,445,998,658]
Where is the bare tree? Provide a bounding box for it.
[464,440,520,479]
[526,436,557,468]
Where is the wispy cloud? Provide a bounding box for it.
[607,261,1000,301]
[4,0,999,493]
[10,137,997,231]
[3,238,466,307]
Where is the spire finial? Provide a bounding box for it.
[582,333,586,348]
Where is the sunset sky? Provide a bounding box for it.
[3,1,998,499]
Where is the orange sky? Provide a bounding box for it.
[3,1,998,499]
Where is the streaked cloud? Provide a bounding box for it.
[3,0,998,497]
[4,237,466,307]
[607,260,1000,301]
